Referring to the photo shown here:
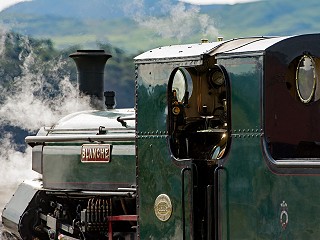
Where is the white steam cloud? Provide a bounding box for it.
[0,31,92,232]
[0,135,32,239]
[0,32,92,181]
[125,0,219,41]
[0,36,92,131]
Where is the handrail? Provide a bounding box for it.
[117,116,136,127]
[25,134,135,145]
[181,167,192,240]
[214,166,224,240]
[117,116,135,121]
[207,185,214,240]
[44,127,135,132]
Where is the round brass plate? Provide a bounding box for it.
[154,194,172,222]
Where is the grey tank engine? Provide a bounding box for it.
[2,50,137,240]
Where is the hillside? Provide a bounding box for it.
[205,0,320,39]
[1,0,320,52]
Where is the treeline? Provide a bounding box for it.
[0,31,135,108]
[0,31,136,149]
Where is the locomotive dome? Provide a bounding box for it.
[53,108,135,131]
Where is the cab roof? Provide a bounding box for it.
[134,34,320,63]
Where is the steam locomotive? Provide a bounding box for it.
[3,33,320,239]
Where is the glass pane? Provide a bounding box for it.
[172,69,186,102]
[296,56,316,103]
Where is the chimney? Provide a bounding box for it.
[69,50,112,110]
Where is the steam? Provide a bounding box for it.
[0,133,35,187]
[0,32,92,182]
[124,0,219,41]
[0,28,10,56]
[0,31,92,227]
[0,36,91,131]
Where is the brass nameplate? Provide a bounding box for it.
[81,144,111,163]
[154,194,172,222]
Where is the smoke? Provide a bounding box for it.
[0,132,36,238]
[124,0,219,41]
[0,31,92,178]
[0,35,92,131]
[0,31,92,229]
[0,33,5,56]
[0,133,36,187]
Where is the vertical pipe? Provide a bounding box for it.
[207,185,214,240]
[181,167,192,240]
[69,50,112,110]
[214,166,224,240]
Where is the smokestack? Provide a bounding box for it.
[69,50,112,110]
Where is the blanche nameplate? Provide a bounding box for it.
[81,144,111,163]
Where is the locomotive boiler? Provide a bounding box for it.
[3,33,320,239]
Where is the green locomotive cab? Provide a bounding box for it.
[135,34,320,239]
[135,39,234,239]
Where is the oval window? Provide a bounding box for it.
[296,55,316,103]
[208,68,225,88]
[171,68,193,102]
[172,69,186,102]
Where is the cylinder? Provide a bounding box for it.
[69,50,112,109]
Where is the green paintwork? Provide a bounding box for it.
[137,138,189,238]
[218,55,320,239]
[136,62,193,238]
[136,35,320,239]
[136,64,170,133]
[40,108,136,191]
[42,143,135,191]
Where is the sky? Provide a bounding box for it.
[0,0,261,12]
[0,0,31,12]
[180,0,260,5]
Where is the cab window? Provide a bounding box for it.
[265,55,320,159]
[168,65,230,161]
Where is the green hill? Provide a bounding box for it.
[1,0,320,52]
[206,0,320,39]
